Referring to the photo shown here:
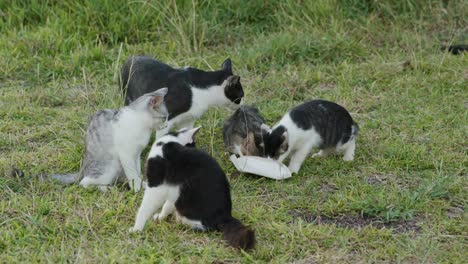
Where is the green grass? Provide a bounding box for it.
[1,0,467,262]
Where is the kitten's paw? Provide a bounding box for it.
[130,180,143,193]
[153,213,169,221]
[152,213,160,221]
[129,227,142,233]
[288,165,300,174]
[312,150,329,158]
[98,186,110,192]
[343,155,354,161]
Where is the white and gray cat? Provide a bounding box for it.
[51,88,169,192]
[121,56,244,138]
[262,100,359,174]
[223,105,265,156]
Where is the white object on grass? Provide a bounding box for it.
[229,155,292,180]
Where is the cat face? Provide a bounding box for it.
[221,59,244,105]
[147,88,169,130]
[261,124,289,160]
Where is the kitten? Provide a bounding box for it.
[121,56,244,138]
[223,105,265,156]
[51,88,169,192]
[261,100,358,174]
[130,127,256,250]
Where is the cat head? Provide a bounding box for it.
[156,126,201,147]
[148,126,201,159]
[221,58,244,105]
[261,124,289,159]
[241,132,265,157]
[131,87,169,129]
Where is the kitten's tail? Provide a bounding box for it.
[50,173,80,184]
[9,167,80,184]
[217,217,256,250]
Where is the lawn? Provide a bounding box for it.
[0,0,467,263]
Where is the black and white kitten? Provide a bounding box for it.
[130,128,256,250]
[121,56,244,138]
[223,105,265,156]
[261,100,358,174]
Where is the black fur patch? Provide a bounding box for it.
[262,125,287,159]
[289,100,356,148]
[145,141,255,249]
[441,44,468,55]
[152,142,232,226]
[146,156,168,187]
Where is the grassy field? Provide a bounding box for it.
[1,0,467,262]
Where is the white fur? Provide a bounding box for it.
[148,127,201,159]
[175,212,205,230]
[275,114,322,174]
[79,103,165,192]
[130,183,205,232]
[275,114,356,173]
[129,184,180,232]
[156,83,233,138]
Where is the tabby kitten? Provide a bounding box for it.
[223,105,265,156]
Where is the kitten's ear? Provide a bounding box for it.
[261,124,271,133]
[221,58,232,73]
[178,126,201,145]
[227,75,240,85]
[149,88,168,107]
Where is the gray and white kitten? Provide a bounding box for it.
[51,88,169,192]
[223,106,265,156]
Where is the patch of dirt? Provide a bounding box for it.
[317,83,336,91]
[289,210,421,234]
[365,173,393,185]
[230,171,241,179]
[447,205,464,218]
[320,183,339,193]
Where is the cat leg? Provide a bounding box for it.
[338,138,356,161]
[174,212,206,231]
[312,148,335,158]
[288,143,313,174]
[153,186,179,220]
[119,151,142,192]
[277,148,292,164]
[129,186,168,232]
[153,201,175,221]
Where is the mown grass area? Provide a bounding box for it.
[1,0,467,262]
